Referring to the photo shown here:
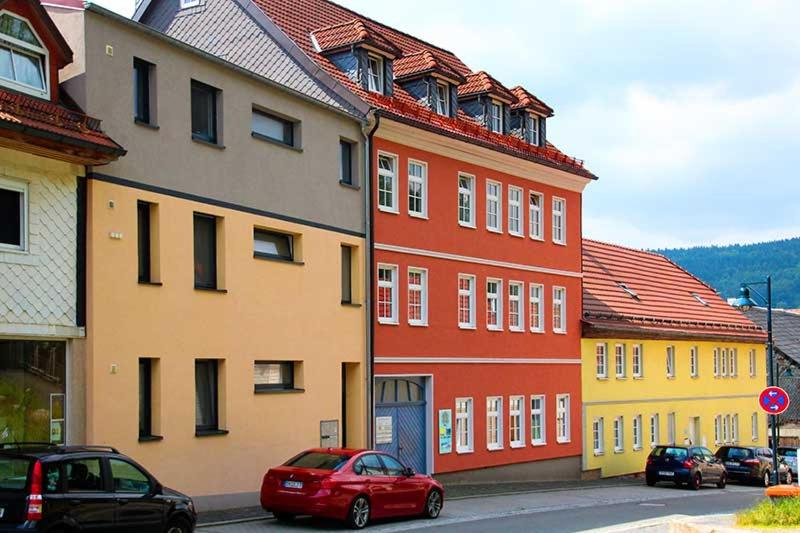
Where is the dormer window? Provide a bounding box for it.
[367,54,384,94]
[180,0,201,8]
[528,114,539,145]
[489,101,503,133]
[0,12,47,97]
[434,82,449,116]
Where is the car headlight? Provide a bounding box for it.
[187,499,195,513]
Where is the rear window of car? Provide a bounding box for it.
[650,447,688,460]
[719,447,753,460]
[0,457,32,491]
[780,448,797,458]
[286,452,350,471]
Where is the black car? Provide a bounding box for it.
[715,446,792,486]
[0,443,196,532]
[645,445,727,490]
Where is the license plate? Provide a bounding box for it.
[725,462,738,468]
[658,471,675,477]
[283,480,303,489]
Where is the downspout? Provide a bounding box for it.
[362,109,380,448]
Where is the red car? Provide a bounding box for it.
[260,448,444,529]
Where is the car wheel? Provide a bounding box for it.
[165,516,191,533]
[716,473,727,489]
[646,476,656,487]
[787,471,793,485]
[764,471,771,487]
[424,489,443,519]
[690,473,701,491]
[273,512,295,522]
[347,495,370,530]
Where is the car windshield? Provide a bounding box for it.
[651,447,688,460]
[779,448,797,458]
[286,452,350,471]
[0,456,32,491]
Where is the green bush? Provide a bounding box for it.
[738,497,800,528]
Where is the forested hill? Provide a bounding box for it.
[656,237,800,309]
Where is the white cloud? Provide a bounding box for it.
[92,0,135,17]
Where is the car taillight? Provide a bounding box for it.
[646,457,653,465]
[743,459,760,465]
[682,459,694,469]
[26,460,43,522]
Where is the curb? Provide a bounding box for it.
[197,516,272,529]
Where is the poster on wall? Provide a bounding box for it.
[438,409,452,454]
[375,416,393,444]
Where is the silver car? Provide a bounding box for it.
[778,446,799,476]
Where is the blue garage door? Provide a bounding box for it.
[375,378,426,475]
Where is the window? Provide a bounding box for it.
[137,201,152,283]
[508,186,522,236]
[592,418,604,455]
[723,414,730,443]
[690,346,698,377]
[667,412,676,445]
[435,82,449,116]
[0,178,26,250]
[195,359,219,433]
[486,396,503,450]
[380,455,405,476]
[721,348,728,377]
[190,80,218,144]
[552,197,566,244]
[529,283,544,332]
[65,459,103,492]
[713,348,720,377]
[613,417,624,452]
[110,459,151,494]
[193,213,217,289]
[528,191,543,240]
[666,346,675,378]
[408,160,427,217]
[133,58,153,124]
[458,174,475,227]
[552,286,566,333]
[355,454,383,476]
[340,140,354,185]
[0,12,47,97]
[252,108,294,146]
[632,344,643,378]
[509,395,524,448]
[715,415,721,444]
[596,343,608,378]
[530,395,545,445]
[458,274,476,328]
[615,344,626,378]
[139,358,154,438]
[633,415,642,450]
[732,414,739,443]
[341,245,353,304]
[750,349,757,377]
[486,181,502,232]
[377,154,397,212]
[253,229,293,261]
[556,394,570,443]
[730,348,737,377]
[486,279,503,330]
[367,54,383,93]
[650,414,659,448]
[455,398,473,453]
[528,114,539,145]
[489,101,503,133]
[752,412,759,441]
[407,268,427,326]
[377,264,398,324]
[180,0,200,8]
[508,282,524,331]
[254,361,294,391]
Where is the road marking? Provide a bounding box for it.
[638,503,666,507]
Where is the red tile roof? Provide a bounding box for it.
[582,239,766,341]
[0,88,124,161]
[393,50,464,83]
[311,19,401,57]
[457,71,515,102]
[252,0,595,179]
[511,86,554,117]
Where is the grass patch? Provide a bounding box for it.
[737,497,800,528]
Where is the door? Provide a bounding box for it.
[108,458,164,533]
[353,454,393,518]
[688,417,702,446]
[375,378,427,475]
[378,454,427,515]
[62,457,116,530]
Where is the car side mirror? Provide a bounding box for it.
[402,467,415,477]
[151,482,163,496]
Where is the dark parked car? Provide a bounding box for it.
[715,446,792,486]
[0,443,196,532]
[261,448,444,529]
[778,446,799,477]
[645,445,727,490]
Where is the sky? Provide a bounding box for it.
[95,0,800,249]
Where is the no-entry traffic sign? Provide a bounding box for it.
[759,386,790,415]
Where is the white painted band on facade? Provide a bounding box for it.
[375,357,582,365]
[584,393,757,406]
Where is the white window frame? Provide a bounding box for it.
[714,348,720,377]
[377,152,398,213]
[721,348,728,377]
[180,0,200,8]
[666,346,675,378]
[732,414,739,444]
[752,412,759,441]
[407,159,427,218]
[367,54,384,94]
[632,344,643,378]
[667,412,676,445]
[593,417,604,456]
[730,348,737,377]
[596,343,608,379]
[615,344,626,378]
[715,415,722,445]
[509,395,525,448]
[485,180,502,233]
[528,113,539,145]
[407,267,428,327]
[650,414,660,448]
[458,173,475,228]
[0,10,49,98]
[690,346,698,377]
[0,177,28,252]
[508,281,524,332]
[528,191,544,240]
[458,274,476,329]
[633,415,643,450]
[723,414,730,444]
[750,349,757,377]
[552,196,566,245]
[435,82,449,116]
[552,286,566,333]
[529,283,544,333]
[376,263,398,324]
[486,278,503,331]
[613,416,624,453]
[530,395,546,445]
[486,396,503,451]
[489,100,503,133]
[455,397,474,454]
[556,394,570,444]
[508,186,523,236]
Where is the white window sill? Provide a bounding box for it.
[557,438,571,444]
[458,222,477,229]
[456,448,474,455]
[667,376,676,380]
[510,443,525,449]
[409,322,429,327]
[596,376,609,381]
[633,446,642,452]
[614,448,624,454]
[530,329,545,334]
[409,213,428,220]
[593,451,604,456]
[633,375,644,380]
[487,327,504,332]
[510,327,525,333]
[553,330,567,335]
[459,324,476,330]
[378,206,399,214]
[487,228,503,234]
[529,235,544,242]
[532,441,547,447]
[553,240,567,247]
[509,232,524,239]
[378,319,399,326]
[487,445,504,452]
[616,376,627,380]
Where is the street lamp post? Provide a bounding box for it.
[734,276,780,485]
